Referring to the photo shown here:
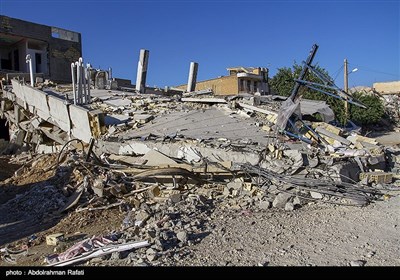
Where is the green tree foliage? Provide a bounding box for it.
[349,92,384,125]
[269,66,295,97]
[269,63,384,125]
[270,63,348,124]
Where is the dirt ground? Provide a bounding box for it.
[177,197,400,266]
[0,150,399,267]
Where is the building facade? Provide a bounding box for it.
[177,66,269,95]
[0,15,82,82]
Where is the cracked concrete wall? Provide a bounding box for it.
[10,80,101,143]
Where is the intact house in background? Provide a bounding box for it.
[176,66,270,95]
[0,15,82,83]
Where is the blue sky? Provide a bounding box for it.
[1,0,399,88]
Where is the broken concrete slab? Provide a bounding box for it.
[47,95,71,132]
[108,154,147,165]
[181,97,227,104]
[98,139,261,165]
[237,102,278,117]
[103,98,132,107]
[177,146,202,163]
[36,144,63,154]
[133,114,153,124]
[119,107,271,144]
[104,114,131,126]
[142,149,177,166]
[315,127,351,146]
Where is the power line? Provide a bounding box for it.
[333,65,344,82]
[348,63,399,77]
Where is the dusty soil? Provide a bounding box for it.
[175,197,400,266]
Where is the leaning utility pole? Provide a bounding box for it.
[289,44,319,101]
[344,58,349,124]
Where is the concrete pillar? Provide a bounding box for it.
[80,58,87,104]
[135,49,149,93]
[241,79,246,92]
[76,61,82,104]
[86,64,91,104]
[71,63,77,105]
[186,62,198,92]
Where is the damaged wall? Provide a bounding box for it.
[176,74,239,95]
[3,80,104,145]
[0,15,82,82]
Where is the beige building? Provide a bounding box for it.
[373,81,400,95]
[177,66,269,95]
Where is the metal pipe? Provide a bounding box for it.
[25,54,34,87]
[86,63,91,104]
[80,58,87,104]
[71,63,77,105]
[76,61,81,104]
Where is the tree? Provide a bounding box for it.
[349,92,384,125]
[270,63,350,125]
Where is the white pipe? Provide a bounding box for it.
[86,64,91,104]
[80,58,87,104]
[76,61,81,104]
[26,54,34,87]
[71,63,77,105]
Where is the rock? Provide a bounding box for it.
[111,251,122,260]
[259,200,271,210]
[310,191,323,199]
[176,230,188,243]
[135,210,150,223]
[284,202,294,211]
[293,196,302,206]
[147,229,157,239]
[147,186,161,198]
[350,260,366,267]
[272,193,292,208]
[90,257,103,264]
[227,181,243,190]
[170,193,181,204]
[366,251,375,258]
[283,150,303,167]
[146,248,157,262]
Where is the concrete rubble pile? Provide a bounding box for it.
[382,94,400,125]
[1,79,400,266]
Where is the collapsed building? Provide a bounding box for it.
[0,29,399,266]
